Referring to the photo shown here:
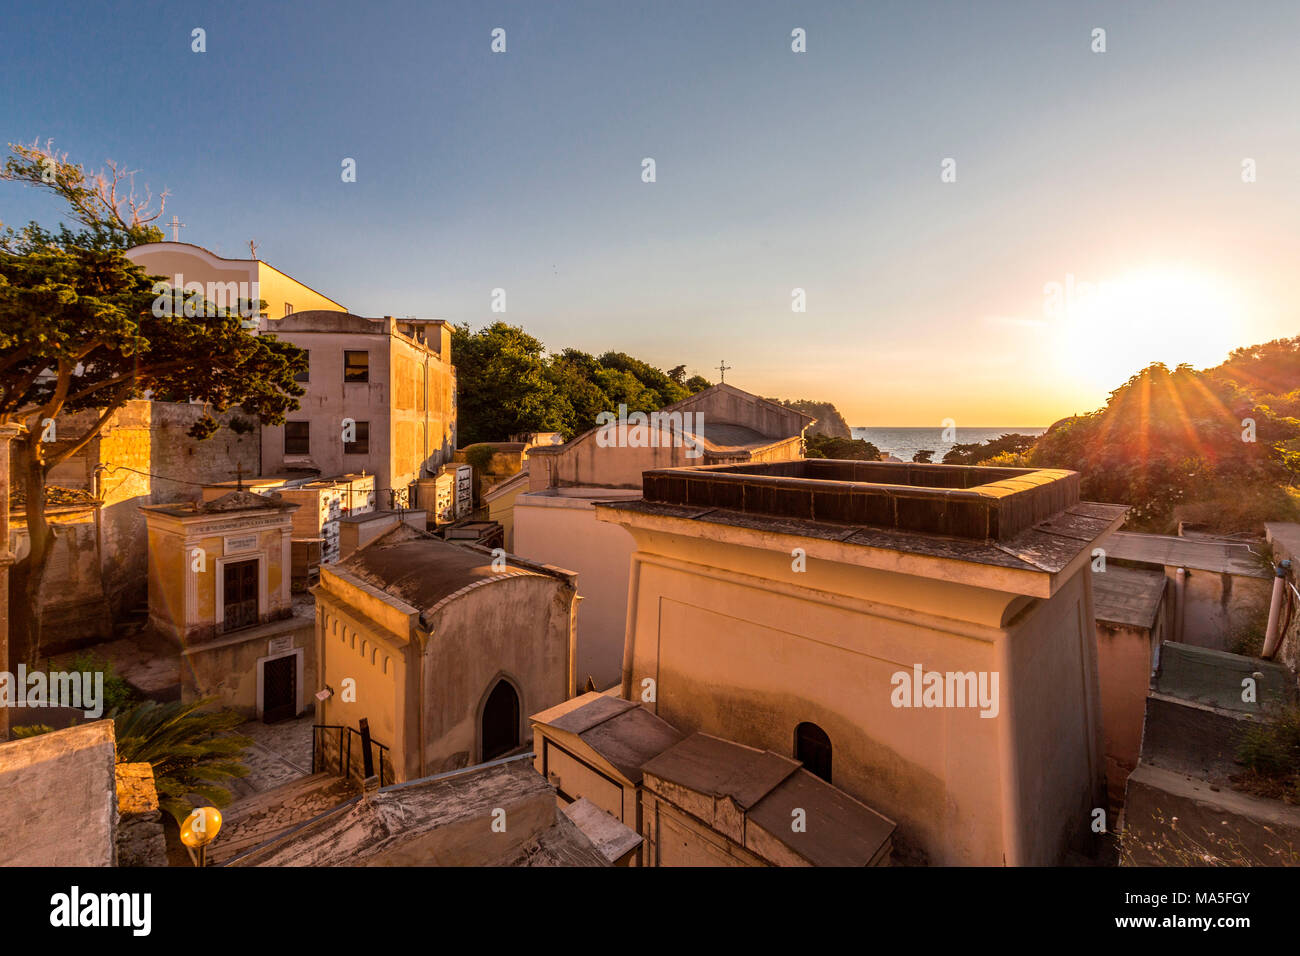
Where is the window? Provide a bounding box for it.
[344,350,369,382]
[284,421,310,455]
[294,350,310,383]
[795,722,832,783]
[284,302,294,316]
[344,421,369,455]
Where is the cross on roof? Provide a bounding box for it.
[166,215,186,241]
[230,462,249,491]
[717,360,732,384]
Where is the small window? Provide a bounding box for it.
[344,421,370,455]
[344,350,369,383]
[284,421,310,455]
[284,302,294,316]
[294,350,310,383]
[795,722,832,783]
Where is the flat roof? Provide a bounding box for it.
[637,459,1082,542]
[641,733,896,867]
[598,496,1128,578]
[1153,642,1294,713]
[1102,532,1271,578]
[534,694,685,784]
[1093,566,1167,629]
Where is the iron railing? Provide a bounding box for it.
[312,724,394,787]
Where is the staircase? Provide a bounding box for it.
[212,772,358,865]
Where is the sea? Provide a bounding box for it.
[849,427,1047,463]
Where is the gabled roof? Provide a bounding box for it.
[531,692,684,784]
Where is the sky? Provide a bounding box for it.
[2,0,1298,426]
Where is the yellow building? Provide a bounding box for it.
[126,241,348,323]
[312,526,577,783]
[141,490,314,720]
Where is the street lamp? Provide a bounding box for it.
[180,806,223,867]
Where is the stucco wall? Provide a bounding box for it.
[616,525,1104,866]
[514,494,636,690]
[421,575,573,774]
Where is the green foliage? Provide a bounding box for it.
[451,323,702,444]
[1237,706,1300,803]
[912,449,934,463]
[67,650,136,712]
[112,699,252,824]
[1029,363,1300,532]
[10,723,53,738]
[805,432,881,461]
[942,433,1039,465]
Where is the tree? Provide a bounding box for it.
[0,141,307,663]
[912,449,934,463]
[805,432,881,461]
[112,699,253,824]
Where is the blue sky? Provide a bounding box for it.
[3,0,1298,424]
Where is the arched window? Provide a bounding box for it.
[795,722,832,783]
[481,679,521,761]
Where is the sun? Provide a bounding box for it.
[1054,268,1243,391]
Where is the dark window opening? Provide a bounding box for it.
[222,559,259,633]
[795,722,832,783]
[481,679,520,761]
[344,421,370,455]
[344,350,369,382]
[284,421,310,455]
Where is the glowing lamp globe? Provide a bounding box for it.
[180,806,223,848]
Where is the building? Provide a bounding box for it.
[595,458,1127,865]
[126,241,348,323]
[311,525,577,783]
[514,383,814,689]
[530,691,896,866]
[259,311,456,502]
[1092,565,1169,810]
[140,490,315,720]
[127,241,459,511]
[1099,531,1273,651]
[12,402,260,648]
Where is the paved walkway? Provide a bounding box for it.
[228,713,316,800]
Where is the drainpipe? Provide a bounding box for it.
[620,553,642,702]
[1174,567,1187,645]
[1262,560,1291,660]
[995,630,1025,866]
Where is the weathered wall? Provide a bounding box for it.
[181,617,315,718]
[0,721,117,866]
[421,575,573,775]
[20,401,259,646]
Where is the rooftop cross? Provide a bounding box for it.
[229,462,249,491]
[166,215,186,241]
[717,360,731,384]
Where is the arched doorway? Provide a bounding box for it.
[795,722,832,783]
[481,679,521,761]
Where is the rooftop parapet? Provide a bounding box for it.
[640,459,1080,542]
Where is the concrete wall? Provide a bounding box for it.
[1168,567,1272,651]
[514,492,636,690]
[1095,608,1165,810]
[0,721,117,866]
